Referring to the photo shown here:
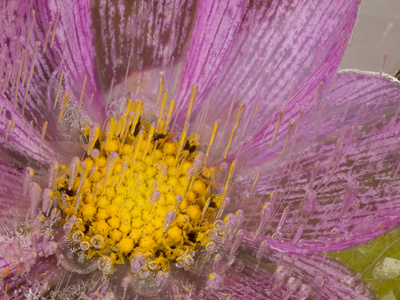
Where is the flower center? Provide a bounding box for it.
[53,97,221,272]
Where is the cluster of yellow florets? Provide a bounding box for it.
[53,99,220,271]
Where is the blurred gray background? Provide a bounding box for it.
[340,0,400,76]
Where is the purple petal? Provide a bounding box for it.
[0,161,27,227]
[0,2,50,137]
[92,0,197,91]
[174,0,359,144]
[216,236,376,299]
[0,1,105,151]
[0,95,60,164]
[235,71,400,253]
[173,0,247,123]
[34,0,106,123]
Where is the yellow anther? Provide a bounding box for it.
[119,223,132,234]
[166,226,182,244]
[139,236,155,249]
[98,156,107,168]
[131,218,144,229]
[96,208,109,220]
[106,139,119,153]
[163,142,177,155]
[192,180,206,195]
[81,203,96,220]
[93,220,111,235]
[121,144,131,155]
[110,229,123,242]
[118,237,134,254]
[107,216,121,229]
[186,205,201,221]
[185,190,196,203]
[129,229,141,242]
[83,157,94,171]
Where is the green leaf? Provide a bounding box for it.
[328,227,400,299]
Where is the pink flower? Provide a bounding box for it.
[0,0,397,299]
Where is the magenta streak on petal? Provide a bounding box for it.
[236,71,400,254]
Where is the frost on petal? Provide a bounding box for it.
[175,0,359,152]
[215,237,376,300]
[234,71,400,254]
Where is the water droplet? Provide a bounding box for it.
[90,235,104,249]
[206,242,217,253]
[72,231,84,243]
[314,276,325,287]
[330,227,339,239]
[79,241,90,251]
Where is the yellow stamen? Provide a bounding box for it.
[54,106,220,271]
[50,10,60,49]
[40,121,48,151]
[54,71,64,109]
[270,109,284,148]
[281,121,294,156]
[78,75,87,113]
[223,128,235,159]
[205,121,218,160]
[43,21,53,54]
[157,92,168,130]
[163,100,175,134]
[155,73,164,110]
[58,92,69,123]
[216,161,236,219]
[184,86,197,129]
